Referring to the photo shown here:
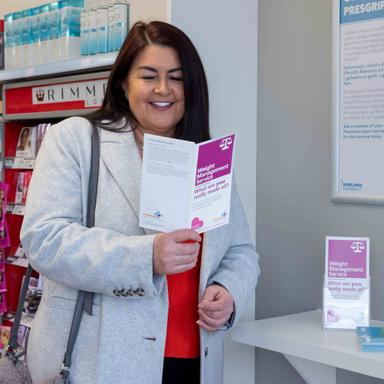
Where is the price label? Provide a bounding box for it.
[12,205,25,216]
[4,158,14,168]
[12,158,35,169]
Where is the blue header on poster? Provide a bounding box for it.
[341,0,384,23]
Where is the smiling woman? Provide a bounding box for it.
[88,21,210,144]
[124,45,185,139]
[20,20,259,384]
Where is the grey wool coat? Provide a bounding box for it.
[20,117,260,384]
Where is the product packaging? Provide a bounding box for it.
[20,9,32,67]
[58,0,84,60]
[49,1,61,62]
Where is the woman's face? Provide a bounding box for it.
[125,45,185,137]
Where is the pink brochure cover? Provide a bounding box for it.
[190,134,235,232]
[195,135,235,186]
[326,237,369,279]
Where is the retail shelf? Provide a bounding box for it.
[0,52,118,83]
[6,204,25,216]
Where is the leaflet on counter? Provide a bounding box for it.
[323,236,370,329]
[139,133,236,233]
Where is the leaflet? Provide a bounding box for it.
[323,236,370,329]
[140,133,235,233]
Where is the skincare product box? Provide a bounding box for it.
[30,6,41,65]
[80,8,89,55]
[12,12,22,68]
[97,1,109,53]
[4,13,13,68]
[39,4,51,64]
[58,0,84,60]
[110,1,129,52]
[88,0,98,55]
[20,9,32,67]
[49,2,61,62]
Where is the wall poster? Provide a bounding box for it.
[333,0,384,203]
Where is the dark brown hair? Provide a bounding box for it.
[88,21,210,143]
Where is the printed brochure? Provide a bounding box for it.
[140,133,235,233]
[323,236,370,329]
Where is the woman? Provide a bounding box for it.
[17,127,31,152]
[21,21,259,384]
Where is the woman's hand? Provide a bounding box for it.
[197,284,234,332]
[153,229,201,275]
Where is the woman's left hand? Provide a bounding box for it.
[197,284,234,332]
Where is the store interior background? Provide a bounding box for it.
[257,0,384,383]
[2,0,384,383]
[0,0,257,383]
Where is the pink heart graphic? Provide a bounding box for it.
[327,309,340,323]
[191,217,204,230]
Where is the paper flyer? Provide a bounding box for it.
[140,133,235,233]
[323,236,370,329]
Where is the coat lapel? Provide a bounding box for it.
[100,128,141,219]
[99,126,157,236]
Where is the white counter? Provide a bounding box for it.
[231,309,384,383]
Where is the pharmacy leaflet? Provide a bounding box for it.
[323,236,370,329]
[139,133,235,233]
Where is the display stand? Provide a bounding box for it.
[323,236,370,330]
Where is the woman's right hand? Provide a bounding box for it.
[153,229,201,275]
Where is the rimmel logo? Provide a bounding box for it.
[36,89,45,102]
[220,137,233,151]
[351,241,365,253]
[32,79,108,106]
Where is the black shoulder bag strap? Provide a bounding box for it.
[6,264,33,360]
[60,123,100,381]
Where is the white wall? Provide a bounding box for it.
[171,1,258,383]
[257,0,384,383]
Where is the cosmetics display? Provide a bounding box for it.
[81,0,130,56]
[4,0,84,68]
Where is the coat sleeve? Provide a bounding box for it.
[207,179,260,327]
[20,117,161,298]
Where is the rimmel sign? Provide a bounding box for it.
[3,72,110,118]
[32,79,107,107]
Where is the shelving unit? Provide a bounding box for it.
[0,66,111,316]
[0,0,170,334]
[0,52,117,82]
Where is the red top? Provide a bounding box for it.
[164,236,203,358]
